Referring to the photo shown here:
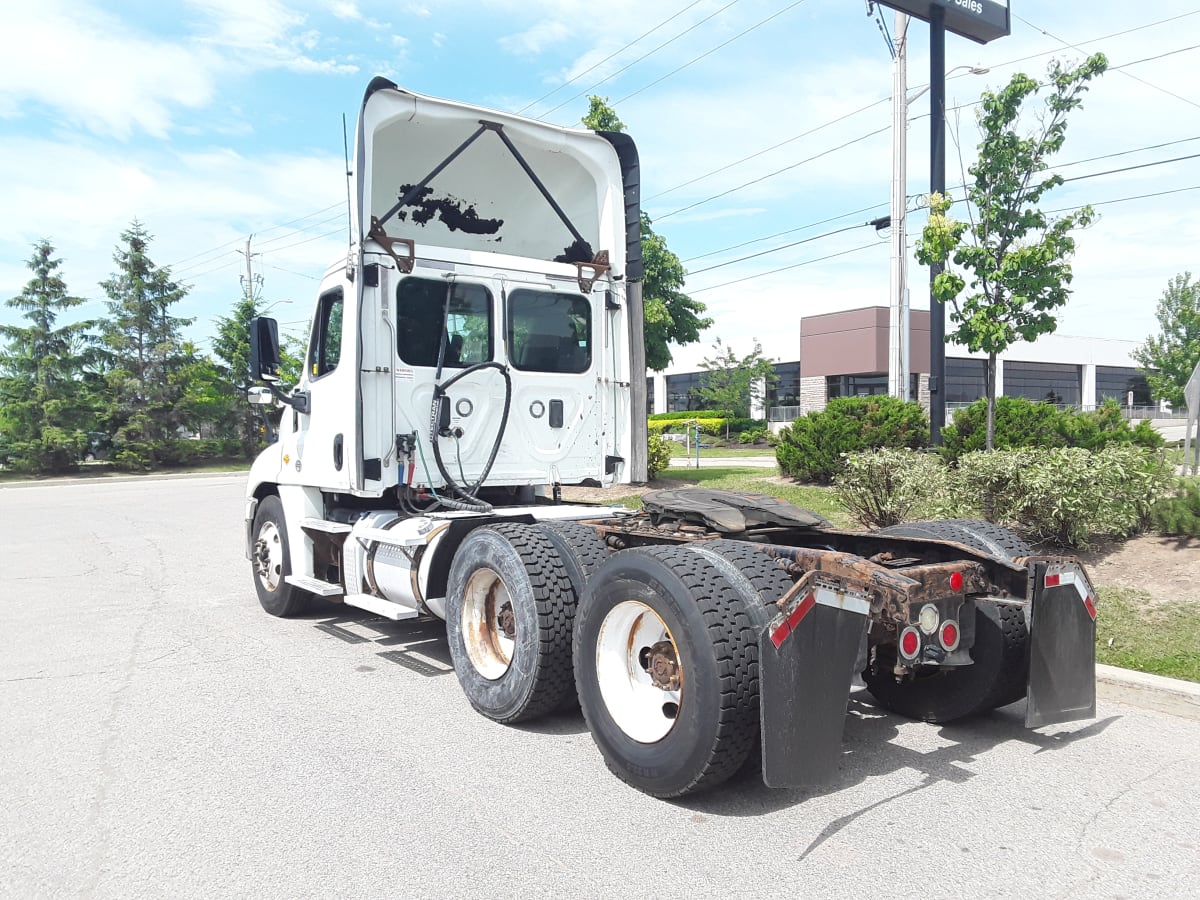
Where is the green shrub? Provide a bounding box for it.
[956,446,1173,547]
[941,397,1164,462]
[738,427,770,444]
[834,449,958,529]
[776,396,929,484]
[1151,479,1200,537]
[647,433,672,480]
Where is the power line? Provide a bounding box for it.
[690,242,884,293]
[517,0,710,115]
[540,0,742,118]
[647,96,891,201]
[981,9,1200,79]
[686,222,868,276]
[1015,14,1200,112]
[166,201,346,273]
[655,125,890,220]
[682,199,889,263]
[1059,152,1200,185]
[259,227,346,255]
[611,0,810,107]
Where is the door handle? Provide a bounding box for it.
[333,433,344,471]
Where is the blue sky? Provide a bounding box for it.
[1,0,1197,372]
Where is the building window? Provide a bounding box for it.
[1004,361,1081,406]
[826,373,888,399]
[945,357,987,404]
[767,362,802,408]
[1096,366,1151,407]
[665,371,707,412]
[646,377,655,415]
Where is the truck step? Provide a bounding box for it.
[300,517,353,534]
[284,574,345,597]
[343,592,420,621]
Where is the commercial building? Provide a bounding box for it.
[648,306,1152,422]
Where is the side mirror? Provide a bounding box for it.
[250,316,282,383]
[247,386,275,406]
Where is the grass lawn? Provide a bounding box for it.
[629,464,1200,684]
[1095,587,1200,682]
[666,447,776,458]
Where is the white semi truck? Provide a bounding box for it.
[244,78,1098,798]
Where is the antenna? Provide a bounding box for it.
[342,113,353,248]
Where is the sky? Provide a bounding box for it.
[1,0,1197,373]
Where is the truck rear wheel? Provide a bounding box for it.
[251,495,311,618]
[864,519,1031,722]
[445,523,576,723]
[532,521,609,597]
[573,546,760,798]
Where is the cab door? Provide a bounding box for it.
[279,283,355,491]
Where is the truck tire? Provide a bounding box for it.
[864,519,1031,722]
[532,521,609,597]
[445,523,576,723]
[573,545,761,798]
[251,494,311,618]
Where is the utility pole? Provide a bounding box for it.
[887,11,910,402]
[928,6,947,444]
[237,235,262,308]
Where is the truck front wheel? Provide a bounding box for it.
[445,523,577,723]
[251,495,310,618]
[573,546,760,798]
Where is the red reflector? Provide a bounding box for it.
[949,571,964,592]
[940,620,959,651]
[1045,573,1061,588]
[1084,596,1097,621]
[900,627,920,659]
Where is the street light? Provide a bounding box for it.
[887,11,987,403]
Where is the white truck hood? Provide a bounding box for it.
[352,78,639,276]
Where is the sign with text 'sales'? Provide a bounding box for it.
[874,0,1011,44]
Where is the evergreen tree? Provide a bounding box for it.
[0,240,96,471]
[212,293,265,456]
[99,221,194,467]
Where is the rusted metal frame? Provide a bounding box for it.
[368,217,416,273]
[757,543,994,626]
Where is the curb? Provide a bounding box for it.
[0,470,247,490]
[1096,663,1200,721]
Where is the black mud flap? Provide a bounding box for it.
[759,580,871,789]
[1025,561,1097,728]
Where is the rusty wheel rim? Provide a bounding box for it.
[461,567,515,680]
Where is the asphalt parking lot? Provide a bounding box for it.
[2,474,1199,898]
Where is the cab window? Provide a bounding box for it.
[308,289,344,379]
[507,290,591,374]
[397,277,492,368]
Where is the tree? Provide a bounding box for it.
[212,293,265,455]
[1133,272,1200,409]
[698,338,777,425]
[0,240,96,471]
[581,96,712,370]
[99,221,194,467]
[916,54,1108,450]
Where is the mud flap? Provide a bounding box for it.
[1025,561,1097,728]
[759,581,871,789]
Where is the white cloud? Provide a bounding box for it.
[0,2,216,139]
[187,0,359,74]
[499,20,571,57]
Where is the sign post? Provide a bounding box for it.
[872,1,1010,443]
